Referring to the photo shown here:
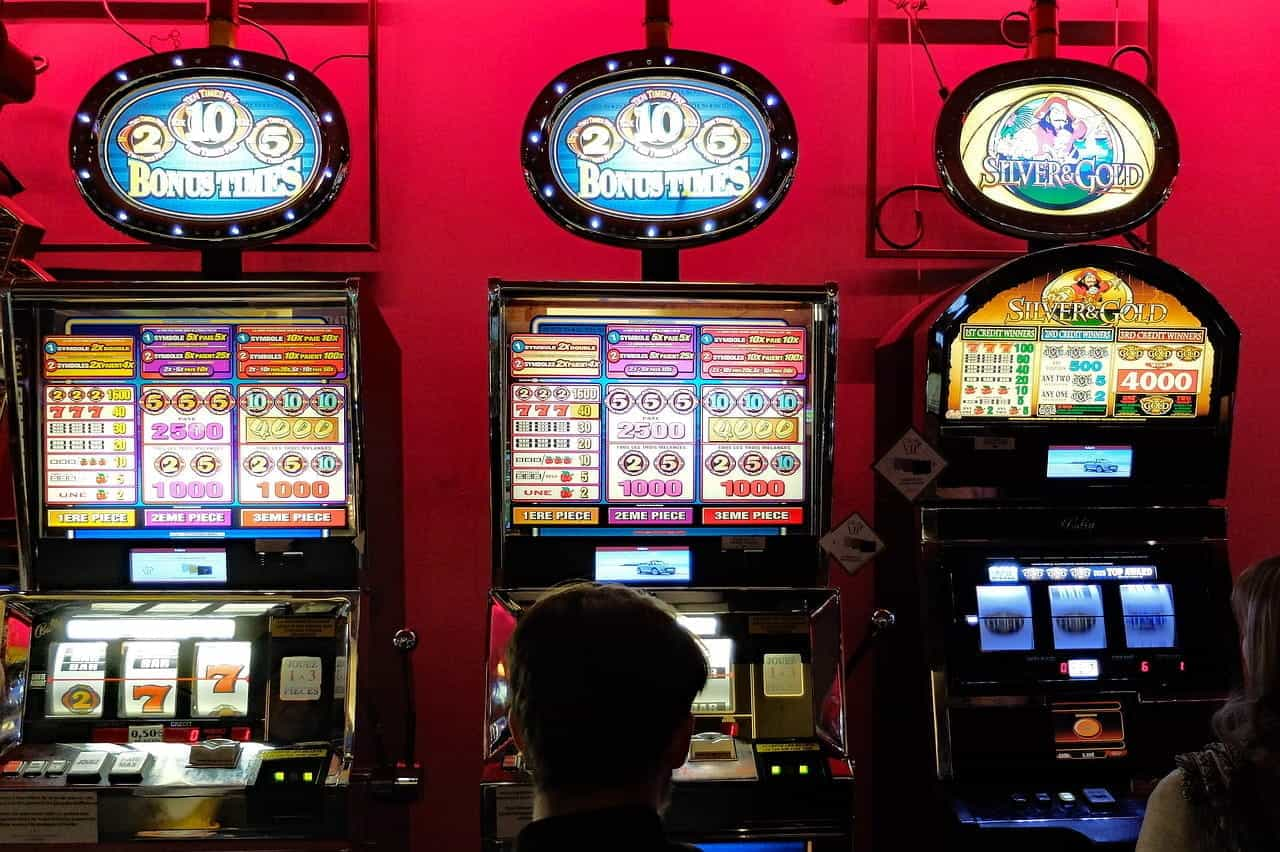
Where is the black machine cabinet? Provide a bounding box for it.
[872,246,1241,851]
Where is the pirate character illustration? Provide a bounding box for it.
[1071,268,1112,304]
[1034,96,1088,162]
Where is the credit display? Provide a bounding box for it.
[944,265,1216,420]
[39,311,352,539]
[502,297,817,535]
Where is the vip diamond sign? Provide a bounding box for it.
[70,48,349,245]
[874,428,947,502]
[935,59,1177,242]
[820,512,885,577]
[522,50,797,247]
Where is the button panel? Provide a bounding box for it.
[21,760,46,777]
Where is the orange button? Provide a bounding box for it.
[1073,717,1103,739]
[512,507,599,525]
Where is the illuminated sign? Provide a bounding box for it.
[37,311,354,540]
[522,49,797,246]
[70,48,349,245]
[935,60,1177,242]
[499,290,828,537]
[942,257,1219,420]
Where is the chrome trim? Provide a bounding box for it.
[931,668,953,780]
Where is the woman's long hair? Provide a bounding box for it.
[1213,556,1280,771]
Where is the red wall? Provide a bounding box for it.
[5,2,1279,849]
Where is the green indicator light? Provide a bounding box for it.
[770,765,781,776]
[303,771,315,783]
[798,764,810,775]
[273,771,285,783]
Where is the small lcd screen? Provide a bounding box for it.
[1046,445,1133,479]
[1121,583,1177,648]
[975,585,1035,651]
[594,546,691,583]
[1068,658,1100,679]
[129,548,227,584]
[1049,585,1107,649]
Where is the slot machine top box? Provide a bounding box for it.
[489,280,837,588]
[878,244,1239,500]
[1,280,363,591]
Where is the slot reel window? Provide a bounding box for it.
[47,641,108,718]
[694,638,735,713]
[119,640,180,718]
[680,616,734,714]
[43,615,254,722]
[975,585,1034,651]
[1049,585,1107,650]
[1120,583,1177,648]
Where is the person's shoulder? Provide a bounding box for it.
[1137,769,1198,852]
[1150,767,1189,807]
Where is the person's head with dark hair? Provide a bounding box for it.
[1214,555,1280,769]
[507,582,708,845]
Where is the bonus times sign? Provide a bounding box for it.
[70,48,349,245]
[522,50,797,246]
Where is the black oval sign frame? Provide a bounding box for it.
[521,49,798,248]
[935,59,1179,243]
[69,47,350,247]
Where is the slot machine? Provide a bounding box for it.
[0,282,371,843]
[481,280,851,851]
[479,34,852,850]
[872,244,1240,850]
[870,241,1239,844]
[869,47,1240,851]
[0,39,415,848]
